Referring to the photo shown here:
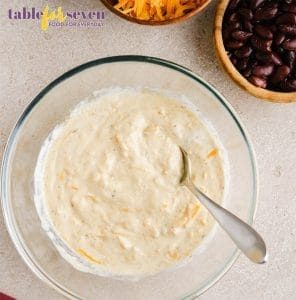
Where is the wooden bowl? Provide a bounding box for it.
[100,0,212,25]
[214,0,296,103]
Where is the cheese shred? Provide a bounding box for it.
[78,249,103,264]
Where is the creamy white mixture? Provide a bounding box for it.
[35,89,226,278]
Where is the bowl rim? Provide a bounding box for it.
[100,0,212,25]
[214,0,296,103]
[1,55,258,299]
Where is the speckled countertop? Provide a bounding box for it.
[0,0,295,299]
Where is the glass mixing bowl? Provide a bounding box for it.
[1,56,257,299]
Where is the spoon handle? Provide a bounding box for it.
[186,181,267,264]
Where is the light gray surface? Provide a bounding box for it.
[0,0,295,299]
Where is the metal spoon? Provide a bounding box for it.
[179,147,267,264]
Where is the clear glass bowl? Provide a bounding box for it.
[1,56,257,299]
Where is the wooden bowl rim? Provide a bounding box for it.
[100,0,212,25]
[214,0,296,103]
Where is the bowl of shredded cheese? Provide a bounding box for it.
[100,0,211,24]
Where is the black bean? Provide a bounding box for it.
[232,21,242,30]
[225,40,245,49]
[243,20,253,32]
[251,36,272,52]
[254,7,278,20]
[283,38,296,50]
[222,22,242,40]
[254,24,273,39]
[227,12,239,23]
[280,79,296,91]
[242,67,253,77]
[269,24,277,33]
[276,13,296,25]
[279,25,296,36]
[270,52,283,65]
[231,30,253,41]
[235,46,253,58]
[252,64,274,76]
[270,65,291,84]
[230,54,238,66]
[222,29,230,41]
[248,75,267,88]
[238,8,253,20]
[283,50,296,69]
[228,0,241,11]
[237,58,249,70]
[255,51,282,65]
[282,3,296,14]
[263,1,279,10]
[249,59,258,69]
[250,0,266,9]
[226,21,241,31]
[277,47,285,54]
[255,51,270,63]
[274,33,286,46]
[292,68,296,78]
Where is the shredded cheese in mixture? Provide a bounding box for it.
[35,89,225,277]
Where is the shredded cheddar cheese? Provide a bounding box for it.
[190,203,201,219]
[168,249,180,260]
[86,194,97,202]
[162,202,169,208]
[118,236,133,249]
[58,170,66,181]
[78,249,102,264]
[207,148,218,158]
[114,0,205,21]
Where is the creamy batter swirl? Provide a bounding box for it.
[34,89,225,277]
